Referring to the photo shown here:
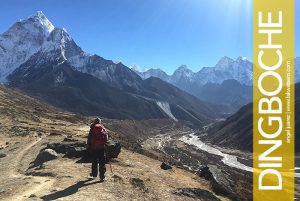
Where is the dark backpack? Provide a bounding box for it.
[91,124,107,145]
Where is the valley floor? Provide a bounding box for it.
[142,130,300,200]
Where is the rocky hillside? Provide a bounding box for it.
[204,103,253,152]
[0,86,228,201]
[203,83,300,153]
[193,79,252,112]
[0,85,87,138]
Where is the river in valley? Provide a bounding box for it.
[180,133,300,178]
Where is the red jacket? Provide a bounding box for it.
[87,123,108,149]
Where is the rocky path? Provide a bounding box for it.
[0,137,55,200]
[9,138,55,200]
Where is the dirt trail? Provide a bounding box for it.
[2,138,55,201]
[10,138,42,176]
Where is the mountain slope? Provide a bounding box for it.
[2,11,222,126]
[8,57,218,125]
[141,77,221,125]
[195,80,252,111]
[8,59,165,120]
[203,83,300,153]
[0,85,86,135]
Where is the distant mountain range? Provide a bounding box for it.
[134,56,252,86]
[134,57,300,111]
[133,57,253,111]
[0,11,224,127]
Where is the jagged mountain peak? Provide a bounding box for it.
[2,11,54,40]
[173,65,194,76]
[132,67,170,81]
[175,65,190,71]
[236,56,248,62]
[0,12,57,82]
[147,68,165,73]
[215,56,235,69]
[8,11,55,37]
[30,11,55,33]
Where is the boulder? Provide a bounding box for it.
[160,162,172,170]
[46,140,121,162]
[65,147,86,158]
[199,166,213,180]
[0,151,6,158]
[46,142,86,154]
[106,141,121,159]
[33,149,58,167]
[199,165,234,196]
[174,188,221,201]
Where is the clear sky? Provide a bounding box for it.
[0,0,299,74]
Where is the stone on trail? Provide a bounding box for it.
[0,150,7,158]
[33,148,58,167]
[160,162,172,170]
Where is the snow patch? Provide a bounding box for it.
[156,101,177,121]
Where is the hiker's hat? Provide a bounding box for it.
[94,117,101,124]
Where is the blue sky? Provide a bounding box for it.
[0,0,299,74]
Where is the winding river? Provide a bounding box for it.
[180,133,300,178]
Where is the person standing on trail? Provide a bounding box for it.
[87,117,108,182]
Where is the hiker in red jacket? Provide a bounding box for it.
[87,117,108,182]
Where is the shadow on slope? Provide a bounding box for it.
[41,178,99,200]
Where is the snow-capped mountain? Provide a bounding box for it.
[134,56,253,87]
[134,57,254,111]
[195,56,252,86]
[0,11,142,90]
[135,56,300,87]
[1,11,224,125]
[0,11,54,82]
[134,57,300,111]
[135,68,170,81]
